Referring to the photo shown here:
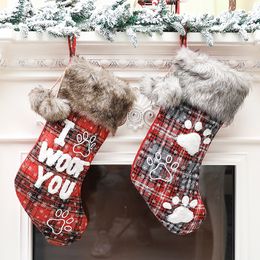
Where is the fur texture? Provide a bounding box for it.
[29,58,135,134]
[29,87,71,122]
[142,48,250,124]
[139,75,182,108]
[57,58,135,134]
[173,48,250,124]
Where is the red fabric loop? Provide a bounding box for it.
[175,0,180,14]
[175,0,187,48]
[180,34,187,48]
[68,35,77,60]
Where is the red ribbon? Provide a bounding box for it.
[68,35,77,61]
[179,34,187,47]
[175,0,187,48]
[175,0,180,13]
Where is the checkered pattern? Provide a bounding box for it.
[131,104,221,235]
[15,113,109,246]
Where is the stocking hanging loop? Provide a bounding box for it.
[175,0,180,13]
[180,33,187,48]
[50,35,77,97]
[68,35,77,60]
[175,0,187,48]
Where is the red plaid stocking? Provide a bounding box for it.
[15,113,109,246]
[131,104,221,234]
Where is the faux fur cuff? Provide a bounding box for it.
[140,48,249,124]
[139,75,182,108]
[173,48,250,124]
[29,58,136,134]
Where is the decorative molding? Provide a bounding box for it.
[20,207,33,260]
[0,58,68,69]
[88,58,174,70]
[20,152,33,260]
[0,58,173,70]
[126,94,157,130]
[0,32,259,71]
[0,57,260,71]
[220,59,260,71]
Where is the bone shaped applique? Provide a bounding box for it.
[73,131,96,158]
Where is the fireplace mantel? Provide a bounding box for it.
[0,30,259,148]
[0,30,260,72]
[0,30,260,260]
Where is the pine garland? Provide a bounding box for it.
[0,0,259,46]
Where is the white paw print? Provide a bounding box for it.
[176,120,212,156]
[73,131,96,158]
[163,195,198,224]
[147,152,179,183]
[47,209,74,235]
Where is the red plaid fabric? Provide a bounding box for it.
[131,104,221,235]
[15,113,109,246]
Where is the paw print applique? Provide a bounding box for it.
[176,120,212,156]
[47,209,74,235]
[163,195,198,224]
[73,131,96,158]
[147,152,179,183]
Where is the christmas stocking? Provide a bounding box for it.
[15,58,135,246]
[131,48,249,235]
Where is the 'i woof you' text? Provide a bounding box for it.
[34,120,90,200]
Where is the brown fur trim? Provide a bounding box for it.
[58,57,136,134]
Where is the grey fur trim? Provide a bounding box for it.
[173,48,250,124]
[139,75,182,108]
[29,87,71,122]
[58,57,135,134]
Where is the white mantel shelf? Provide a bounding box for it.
[0,30,260,45]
